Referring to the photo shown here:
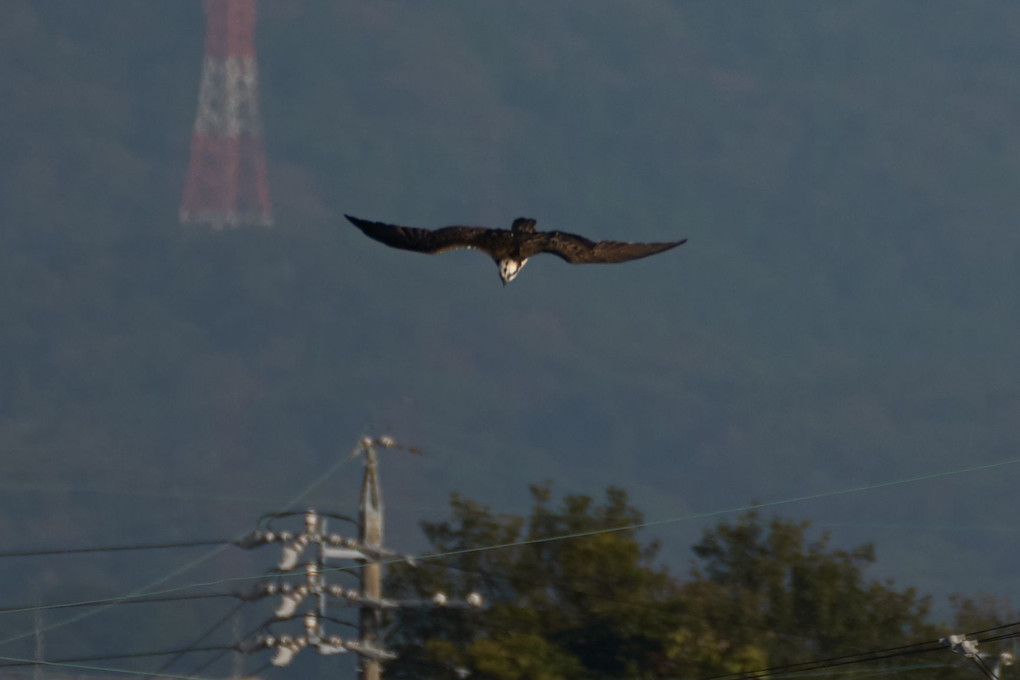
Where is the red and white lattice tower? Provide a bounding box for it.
[180,0,272,228]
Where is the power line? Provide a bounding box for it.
[173,613,276,680]
[410,454,1020,566]
[967,620,1020,639]
[762,664,952,680]
[0,480,285,505]
[4,452,1016,678]
[0,538,229,562]
[414,606,950,680]
[698,623,1020,680]
[0,449,355,649]
[714,643,947,680]
[0,592,238,615]
[148,601,246,677]
[418,559,832,649]
[0,571,303,619]
[0,653,245,680]
[7,453,1017,630]
[0,645,234,668]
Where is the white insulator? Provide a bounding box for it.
[432,592,448,606]
[278,544,303,571]
[1002,652,1015,667]
[274,592,303,618]
[467,592,483,608]
[271,646,296,667]
[318,637,348,656]
[378,435,395,447]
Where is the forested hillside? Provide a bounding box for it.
[1,1,1020,666]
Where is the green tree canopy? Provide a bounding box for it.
[385,485,953,680]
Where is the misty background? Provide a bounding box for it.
[2,0,1020,675]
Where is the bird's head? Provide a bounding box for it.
[511,217,537,234]
[498,258,527,286]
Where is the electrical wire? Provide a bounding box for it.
[0,449,355,649]
[6,453,1018,627]
[0,540,230,560]
[0,653,241,680]
[970,653,1000,680]
[698,638,948,680]
[418,559,831,648]
[391,612,964,680]
[720,643,947,680]
[149,601,246,676]
[760,664,953,680]
[0,645,234,668]
[178,615,279,679]
[257,510,357,531]
[966,620,1020,639]
[409,454,1020,566]
[697,620,1020,680]
[419,605,930,679]
[182,650,234,680]
[974,629,1020,645]
[407,573,1020,680]
[0,592,239,616]
[3,451,1016,678]
[0,480,284,505]
[244,660,273,678]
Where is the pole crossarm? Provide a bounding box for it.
[244,613,397,667]
[242,436,479,678]
[235,510,415,568]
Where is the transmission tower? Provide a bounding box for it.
[180,0,273,229]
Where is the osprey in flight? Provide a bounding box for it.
[345,214,687,285]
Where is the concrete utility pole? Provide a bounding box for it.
[359,439,383,680]
[236,435,481,675]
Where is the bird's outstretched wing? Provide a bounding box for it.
[345,215,496,255]
[524,230,687,264]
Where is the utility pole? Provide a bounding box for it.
[358,438,384,680]
[237,436,481,677]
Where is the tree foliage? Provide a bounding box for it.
[384,486,948,680]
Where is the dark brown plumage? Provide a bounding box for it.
[345,214,686,285]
